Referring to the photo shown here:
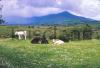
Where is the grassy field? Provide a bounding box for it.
[0,39,100,68]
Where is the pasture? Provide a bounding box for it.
[0,39,100,68]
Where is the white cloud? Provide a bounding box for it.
[17,6,63,17]
[79,0,100,16]
[2,0,63,17]
[2,0,100,20]
[67,0,100,20]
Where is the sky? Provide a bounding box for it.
[1,0,100,21]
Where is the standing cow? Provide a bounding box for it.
[15,31,27,40]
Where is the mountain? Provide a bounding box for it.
[4,11,100,25]
[4,16,35,25]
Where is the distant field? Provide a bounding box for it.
[0,39,100,68]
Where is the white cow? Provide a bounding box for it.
[15,31,27,40]
[52,39,64,45]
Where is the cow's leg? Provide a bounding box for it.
[24,35,26,40]
[18,35,20,39]
[18,35,21,40]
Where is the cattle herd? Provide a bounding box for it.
[14,31,65,45]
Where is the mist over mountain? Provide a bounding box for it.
[4,11,99,25]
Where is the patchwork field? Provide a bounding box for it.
[0,39,100,68]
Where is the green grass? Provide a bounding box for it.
[0,39,100,68]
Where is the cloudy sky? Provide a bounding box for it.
[1,0,100,20]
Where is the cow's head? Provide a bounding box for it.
[15,31,18,35]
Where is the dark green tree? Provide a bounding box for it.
[0,1,5,24]
[71,30,81,40]
[53,25,57,39]
[82,24,93,40]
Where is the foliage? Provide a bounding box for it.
[0,39,100,68]
[0,25,100,41]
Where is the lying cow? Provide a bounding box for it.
[31,36,48,44]
[52,39,64,45]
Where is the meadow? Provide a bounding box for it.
[0,39,100,68]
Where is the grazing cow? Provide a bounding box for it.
[52,39,64,45]
[15,31,27,40]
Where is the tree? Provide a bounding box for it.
[82,24,93,40]
[58,29,71,42]
[53,25,57,39]
[0,0,5,24]
[71,30,81,40]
